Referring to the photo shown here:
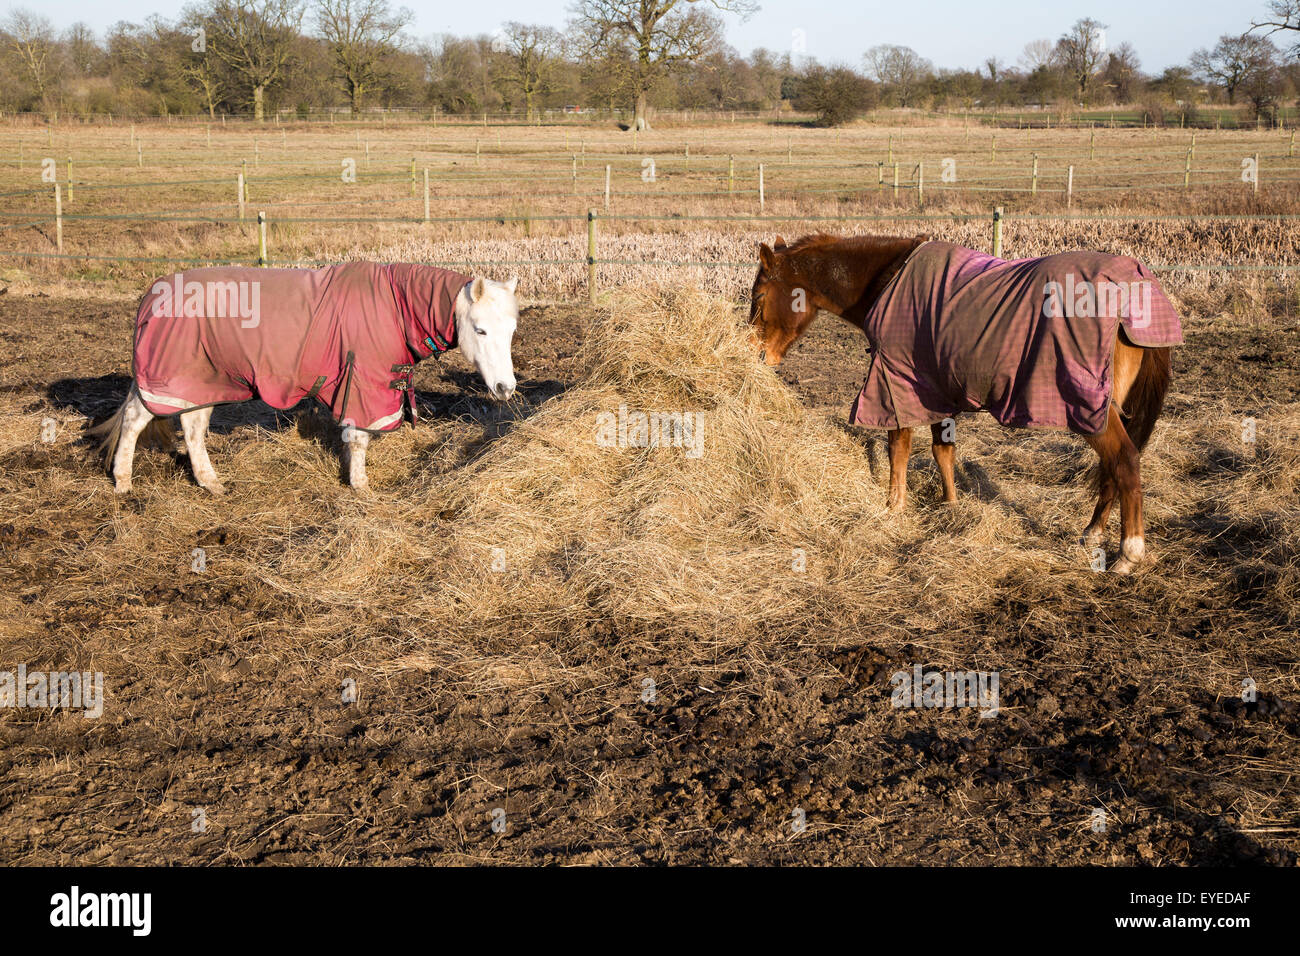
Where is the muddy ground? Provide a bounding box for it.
[0,287,1297,865]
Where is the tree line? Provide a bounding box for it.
[4,0,1300,126]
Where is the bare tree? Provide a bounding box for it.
[1251,1,1300,55]
[314,0,411,113]
[1018,38,1056,73]
[1055,18,1108,100]
[863,44,932,108]
[3,9,57,107]
[571,0,757,131]
[1192,35,1277,104]
[63,22,102,76]
[187,0,305,120]
[1100,41,1140,103]
[492,23,563,119]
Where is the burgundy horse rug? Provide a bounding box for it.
[848,241,1183,434]
[132,262,469,432]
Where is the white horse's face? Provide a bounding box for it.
[457,276,519,400]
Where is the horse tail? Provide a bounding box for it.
[1122,345,1172,453]
[84,398,127,460]
[84,384,173,462]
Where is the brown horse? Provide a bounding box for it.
[748,233,1177,573]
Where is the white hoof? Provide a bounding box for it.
[1080,528,1104,548]
[201,481,226,496]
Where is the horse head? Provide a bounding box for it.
[457,275,519,400]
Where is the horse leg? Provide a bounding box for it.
[111,388,155,494]
[929,421,958,504]
[1081,337,1146,549]
[886,427,912,512]
[181,406,224,495]
[1084,405,1144,573]
[345,426,371,492]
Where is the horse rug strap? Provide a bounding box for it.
[131,262,468,432]
[849,241,1184,435]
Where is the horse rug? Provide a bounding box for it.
[848,241,1183,434]
[132,262,468,432]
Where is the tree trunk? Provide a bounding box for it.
[634,89,650,131]
[254,85,265,122]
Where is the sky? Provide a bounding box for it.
[7,0,1269,73]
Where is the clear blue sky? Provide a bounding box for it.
[6,0,1268,72]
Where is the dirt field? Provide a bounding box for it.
[0,275,1296,864]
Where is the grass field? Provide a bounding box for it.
[0,117,1297,865]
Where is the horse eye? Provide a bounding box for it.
[475,328,487,336]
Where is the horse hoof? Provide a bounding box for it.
[202,482,226,496]
[1110,557,1135,574]
[113,481,132,494]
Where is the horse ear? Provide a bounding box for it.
[505,275,519,295]
[773,235,787,250]
[759,243,778,271]
[914,234,930,246]
[469,276,486,302]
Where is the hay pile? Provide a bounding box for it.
[267,287,947,640]
[429,288,896,631]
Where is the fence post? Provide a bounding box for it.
[423,168,430,223]
[1089,126,1094,161]
[587,208,598,305]
[990,134,996,164]
[237,172,245,221]
[728,155,735,195]
[887,133,893,165]
[1067,164,1074,209]
[892,162,899,201]
[257,211,267,266]
[916,161,923,208]
[410,157,416,197]
[604,164,611,209]
[572,154,578,194]
[1291,130,1295,158]
[758,163,765,212]
[1030,153,1038,196]
[1184,149,1191,189]
[66,157,72,202]
[137,142,142,167]
[54,184,63,253]
[992,206,1003,259]
[877,162,884,191]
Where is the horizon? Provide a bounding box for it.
[1,0,1281,75]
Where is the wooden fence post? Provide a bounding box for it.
[992,206,1003,259]
[892,162,899,200]
[916,161,923,208]
[728,155,735,195]
[758,163,765,212]
[237,172,245,221]
[587,208,598,304]
[1067,165,1074,209]
[1184,149,1191,189]
[54,184,63,253]
[66,157,72,202]
[257,211,267,267]
[604,164,611,209]
[410,157,416,197]
[1031,153,1038,196]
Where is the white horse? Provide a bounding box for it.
[90,272,519,494]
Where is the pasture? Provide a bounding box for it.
[0,116,1297,865]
